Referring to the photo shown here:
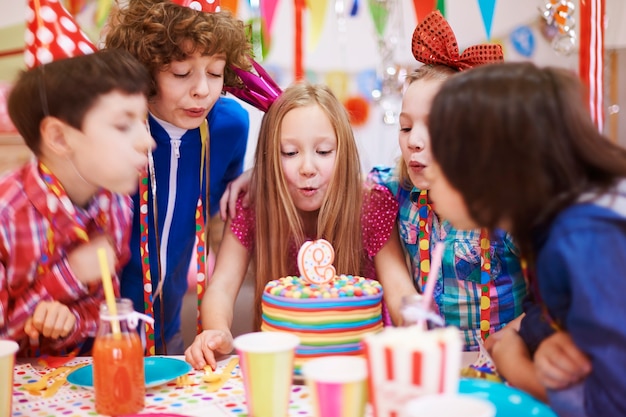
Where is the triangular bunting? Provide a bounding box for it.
[413,0,436,23]
[477,0,497,40]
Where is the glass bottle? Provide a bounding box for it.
[93,298,145,415]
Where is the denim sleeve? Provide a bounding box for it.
[517,302,555,356]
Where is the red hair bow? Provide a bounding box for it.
[411,11,503,71]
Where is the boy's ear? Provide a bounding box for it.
[39,116,73,157]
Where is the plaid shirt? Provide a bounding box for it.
[0,159,132,356]
[368,166,527,350]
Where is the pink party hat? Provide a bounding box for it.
[170,0,221,13]
[224,58,282,112]
[25,0,97,69]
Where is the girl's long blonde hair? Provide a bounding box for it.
[251,83,363,328]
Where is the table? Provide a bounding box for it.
[12,353,478,417]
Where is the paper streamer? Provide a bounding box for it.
[294,0,305,80]
[579,0,605,131]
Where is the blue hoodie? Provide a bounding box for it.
[120,96,249,351]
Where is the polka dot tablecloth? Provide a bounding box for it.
[11,357,315,417]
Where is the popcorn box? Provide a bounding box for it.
[363,326,462,417]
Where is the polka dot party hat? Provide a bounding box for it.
[25,0,97,69]
[170,0,221,13]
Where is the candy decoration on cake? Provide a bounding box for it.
[297,239,336,285]
[261,239,384,373]
[25,0,97,69]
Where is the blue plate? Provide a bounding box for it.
[460,378,557,417]
[66,357,192,389]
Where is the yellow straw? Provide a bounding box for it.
[98,247,121,339]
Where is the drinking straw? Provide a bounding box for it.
[97,247,121,338]
[417,241,445,329]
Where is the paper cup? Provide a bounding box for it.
[234,332,300,417]
[0,340,19,417]
[302,356,368,417]
[403,394,496,417]
[363,326,462,417]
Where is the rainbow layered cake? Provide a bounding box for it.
[261,274,383,373]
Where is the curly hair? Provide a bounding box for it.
[105,0,252,96]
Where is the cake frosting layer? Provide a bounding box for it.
[261,274,384,373]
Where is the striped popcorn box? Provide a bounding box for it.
[363,326,462,417]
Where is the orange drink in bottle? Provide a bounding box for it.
[93,298,145,415]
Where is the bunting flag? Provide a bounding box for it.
[95,0,114,28]
[579,0,605,131]
[350,0,359,16]
[436,0,445,17]
[413,0,436,23]
[62,0,86,14]
[477,0,497,40]
[367,0,390,38]
[260,0,280,44]
[306,0,328,52]
[221,0,238,14]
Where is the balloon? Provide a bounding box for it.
[510,26,535,58]
[344,95,370,127]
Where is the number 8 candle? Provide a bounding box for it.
[297,239,336,285]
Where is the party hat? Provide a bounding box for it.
[25,0,97,69]
[224,58,282,112]
[170,0,221,13]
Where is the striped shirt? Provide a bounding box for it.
[0,159,132,356]
[368,166,527,350]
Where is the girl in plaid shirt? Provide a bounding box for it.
[367,12,528,350]
[2,49,154,356]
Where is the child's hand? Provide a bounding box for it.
[24,301,76,340]
[184,329,234,370]
[219,169,252,220]
[534,331,592,390]
[67,234,116,285]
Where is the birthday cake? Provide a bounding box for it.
[260,239,384,372]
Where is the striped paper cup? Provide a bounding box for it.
[234,332,300,417]
[302,356,368,417]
